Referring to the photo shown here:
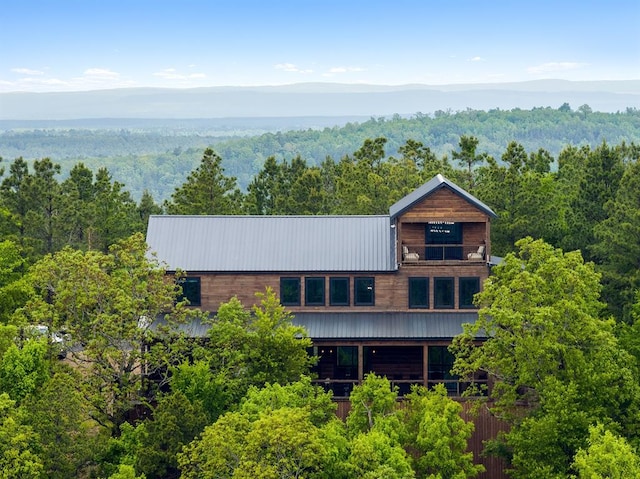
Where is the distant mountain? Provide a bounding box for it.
[1,80,639,120]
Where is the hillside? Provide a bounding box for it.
[1,105,639,202]
[1,80,639,120]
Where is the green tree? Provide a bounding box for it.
[92,168,140,252]
[244,155,283,215]
[345,429,415,479]
[0,338,49,403]
[202,289,314,405]
[450,238,640,478]
[0,393,43,478]
[165,148,242,215]
[23,371,98,479]
[451,136,488,190]
[0,158,32,252]
[562,142,625,258]
[58,163,96,250]
[333,138,392,215]
[403,384,484,479]
[592,158,640,321]
[135,391,208,479]
[178,380,336,479]
[18,233,191,433]
[0,240,30,324]
[346,373,401,439]
[571,424,640,478]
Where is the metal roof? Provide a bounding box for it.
[293,311,482,340]
[389,174,497,220]
[154,311,482,340]
[147,215,395,272]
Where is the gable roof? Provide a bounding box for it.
[146,215,395,272]
[389,174,497,220]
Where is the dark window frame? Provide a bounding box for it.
[178,276,201,306]
[305,277,325,306]
[459,277,480,309]
[280,277,301,306]
[408,277,429,309]
[354,277,375,306]
[434,277,455,309]
[329,277,350,306]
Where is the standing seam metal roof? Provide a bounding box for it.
[146,215,394,272]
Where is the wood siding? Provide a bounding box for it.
[399,188,489,222]
[192,262,489,313]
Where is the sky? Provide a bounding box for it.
[1,0,639,93]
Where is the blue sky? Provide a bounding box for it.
[1,0,639,92]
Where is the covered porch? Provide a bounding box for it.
[293,311,487,398]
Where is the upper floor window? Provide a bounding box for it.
[305,277,325,306]
[178,277,201,306]
[408,277,429,308]
[330,277,350,306]
[354,277,375,306]
[280,277,301,306]
[434,277,454,309]
[425,222,463,260]
[459,277,480,309]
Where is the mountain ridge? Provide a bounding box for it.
[1,80,639,120]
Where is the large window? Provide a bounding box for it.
[178,277,201,306]
[428,346,459,395]
[354,277,375,306]
[280,277,301,306]
[459,277,480,308]
[425,222,463,260]
[305,277,325,305]
[409,277,429,308]
[330,277,350,306]
[434,277,454,308]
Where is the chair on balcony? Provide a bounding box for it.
[467,244,485,260]
[403,245,420,262]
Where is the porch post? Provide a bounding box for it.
[357,344,364,383]
[423,344,429,387]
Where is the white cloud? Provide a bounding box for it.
[274,63,313,74]
[527,62,588,74]
[11,67,45,75]
[469,56,484,62]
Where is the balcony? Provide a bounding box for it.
[401,243,486,264]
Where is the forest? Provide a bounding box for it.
[1,104,639,201]
[1,110,640,477]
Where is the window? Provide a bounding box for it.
[305,277,325,305]
[425,222,463,260]
[280,277,301,306]
[354,277,374,306]
[459,277,480,308]
[434,277,454,308]
[428,346,459,395]
[330,277,350,306]
[409,277,429,308]
[178,277,201,306]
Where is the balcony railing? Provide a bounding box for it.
[402,243,486,263]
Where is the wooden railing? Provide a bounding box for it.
[402,243,486,263]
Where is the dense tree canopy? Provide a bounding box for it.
[0,109,639,477]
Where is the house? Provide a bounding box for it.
[146,174,497,398]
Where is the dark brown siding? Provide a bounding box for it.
[400,188,488,222]
[193,263,488,313]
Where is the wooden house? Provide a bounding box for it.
[146,174,497,398]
